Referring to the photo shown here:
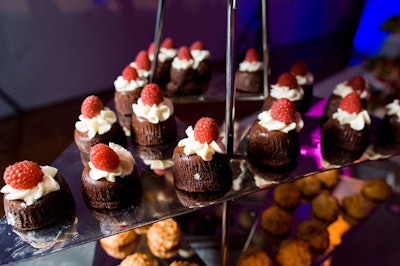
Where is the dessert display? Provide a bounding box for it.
[100,229,138,259]
[148,37,177,88]
[275,239,312,266]
[172,117,232,193]
[131,83,177,146]
[262,72,306,113]
[236,246,273,266]
[114,65,148,135]
[290,61,314,111]
[1,160,74,230]
[118,252,159,266]
[74,95,127,157]
[146,218,182,259]
[321,92,371,165]
[322,75,369,120]
[166,46,207,97]
[372,98,400,156]
[235,48,263,93]
[81,142,140,209]
[247,98,304,168]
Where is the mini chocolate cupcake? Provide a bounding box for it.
[81,143,139,209]
[262,72,306,113]
[247,98,304,168]
[373,98,400,156]
[323,75,369,120]
[190,40,212,92]
[130,50,152,81]
[290,61,314,111]
[1,161,74,230]
[114,65,147,135]
[235,48,263,93]
[166,46,206,97]
[74,95,127,156]
[131,83,177,146]
[321,92,371,165]
[173,117,232,193]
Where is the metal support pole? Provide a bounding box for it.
[150,0,166,84]
[261,0,270,97]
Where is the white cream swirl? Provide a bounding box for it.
[114,75,147,92]
[143,159,174,170]
[238,60,263,72]
[257,110,304,133]
[386,99,400,118]
[332,108,371,131]
[132,98,174,124]
[270,85,304,101]
[191,50,210,69]
[333,81,369,99]
[129,62,151,79]
[75,108,117,139]
[178,126,225,161]
[294,72,314,86]
[88,142,135,182]
[149,47,177,62]
[1,166,60,206]
[171,57,194,70]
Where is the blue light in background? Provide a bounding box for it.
[353,0,400,57]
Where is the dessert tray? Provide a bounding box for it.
[1,96,399,265]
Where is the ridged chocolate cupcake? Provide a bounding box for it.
[1,161,74,230]
[248,98,304,168]
[81,143,139,209]
[321,92,371,165]
[290,61,314,112]
[173,117,232,193]
[131,83,177,146]
[235,48,263,93]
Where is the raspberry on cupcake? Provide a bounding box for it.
[247,98,304,168]
[131,83,177,146]
[235,47,263,93]
[1,160,73,230]
[290,60,314,111]
[130,50,152,80]
[172,117,232,193]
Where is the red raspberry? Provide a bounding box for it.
[148,42,155,56]
[290,61,308,76]
[81,95,104,119]
[135,50,151,70]
[339,91,362,114]
[270,98,296,124]
[3,161,44,189]
[193,117,219,144]
[190,41,204,51]
[177,46,193,60]
[277,72,298,89]
[161,37,174,49]
[244,48,260,62]
[346,75,366,92]
[90,144,120,171]
[122,65,138,81]
[140,83,164,105]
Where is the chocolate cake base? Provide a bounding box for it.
[235,70,263,93]
[81,166,140,209]
[247,121,300,168]
[172,146,232,193]
[175,186,230,208]
[114,88,142,115]
[74,122,127,155]
[165,68,207,96]
[3,174,74,231]
[131,115,177,146]
[373,114,400,156]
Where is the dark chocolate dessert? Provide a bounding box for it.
[235,48,263,93]
[290,61,314,111]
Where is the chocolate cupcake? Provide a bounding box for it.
[190,40,212,91]
[173,117,232,193]
[74,95,127,156]
[131,83,177,146]
[148,37,177,88]
[114,65,147,134]
[235,48,263,93]
[321,92,371,165]
[323,75,369,120]
[262,72,306,113]
[166,46,206,97]
[247,98,304,168]
[1,161,74,230]
[81,143,139,209]
[290,61,314,111]
[373,99,400,155]
[130,50,152,80]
